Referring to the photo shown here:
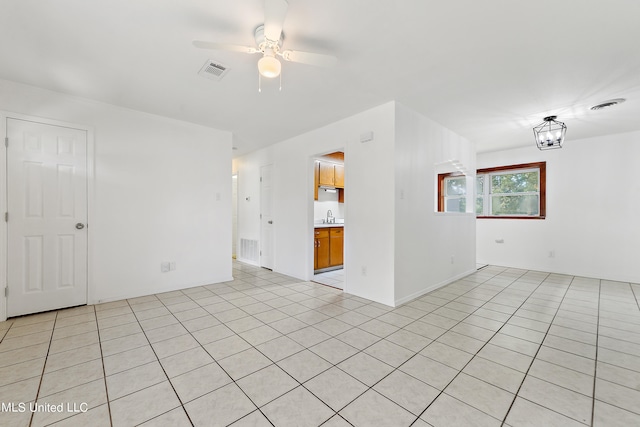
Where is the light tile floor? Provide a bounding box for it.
[1,262,639,426]
[313,269,344,289]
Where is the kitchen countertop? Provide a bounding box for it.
[314,223,344,228]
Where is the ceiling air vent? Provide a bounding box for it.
[590,98,626,111]
[198,60,230,81]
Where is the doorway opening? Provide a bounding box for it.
[260,164,274,270]
[232,174,238,259]
[311,151,345,289]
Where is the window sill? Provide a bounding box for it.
[476,216,545,220]
[434,212,476,217]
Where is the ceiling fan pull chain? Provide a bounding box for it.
[258,72,262,93]
[279,70,282,91]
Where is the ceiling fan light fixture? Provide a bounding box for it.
[258,54,281,78]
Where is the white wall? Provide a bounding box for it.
[393,103,477,305]
[314,189,344,222]
[235,101,478,307]
[477,130,640,283]
[0,79,232,316]
[235,102,397,305]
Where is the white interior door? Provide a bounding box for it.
[260,164,274,270]
[232,174,238,259]
[7,118,88,317]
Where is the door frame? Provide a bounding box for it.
[309,149,347,288]
[259,164,274,270]
[1,111,95,321]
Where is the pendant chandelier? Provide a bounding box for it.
[533,116,566,150]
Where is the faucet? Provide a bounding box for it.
[326,210,333,224]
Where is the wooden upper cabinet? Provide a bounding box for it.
[318,160,344,188]
[318,162,335,186]
[334,164,344,188]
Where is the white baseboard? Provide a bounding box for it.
[89,276,234,305]
[394,268,476,306]
[235,257,259,267]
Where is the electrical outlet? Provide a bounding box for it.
[549,250,555,258]
[170,262,176,271]
[361,266,367,276]
[161,262,170,273]
[451,256,455,264]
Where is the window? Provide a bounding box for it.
[442,175,467,213]
[438,162,546,219]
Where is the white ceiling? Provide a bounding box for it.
[1,0,639,156]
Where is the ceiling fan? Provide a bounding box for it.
[193,0,337,85]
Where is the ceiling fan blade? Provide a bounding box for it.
[281,50,337,67]
[264,0,288,41]
[192,41,258,54]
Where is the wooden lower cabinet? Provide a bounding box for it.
[329,228,343,265]
[314,229,330,270]
[314,227,343,272]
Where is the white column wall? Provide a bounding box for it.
[393,103,477,305]
[235,102,397,305]
[477,130,640,283]
[0,79,232,311]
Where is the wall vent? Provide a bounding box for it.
[240,239,259,263]
[198,60,230,81]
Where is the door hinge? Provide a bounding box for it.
[4,212,7,222]
[4,137,7,148]
[260,250,262,256]
[260,214,262,219]
[4,287,7,298]
[260,176,262,182]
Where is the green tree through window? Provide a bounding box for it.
[438,162,546,219]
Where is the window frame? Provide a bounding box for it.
[438,162,546,220]
[437,173,468,213]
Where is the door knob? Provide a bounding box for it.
[75,223,85,230]
[268,220,273,224]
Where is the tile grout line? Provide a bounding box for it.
[323,267,522,424]
[176,302,280,427]
[126,298,196,427]
[6,264,636,427]
[133,271,609,425]
[498,275,575,427]
[372,271,524,423]
[0,319,14,342]
[404,270,554,426]
[255,274,408,424]
[239,273,358,423]
[211,269,416,424]
[93,305,115,427]
[160,275,309,425]
[326,279,501,421]
[218,271,360,424]
[27,312,58,427]
[631,282,640,311]
[590,279,602,427]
